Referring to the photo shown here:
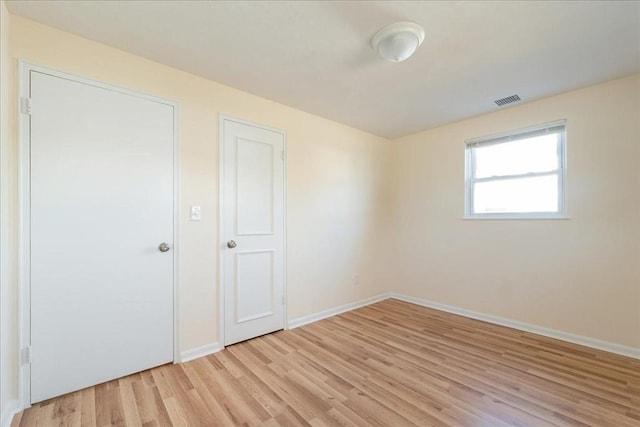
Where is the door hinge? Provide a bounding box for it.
[21,346,31,364]
[21,97,32,115]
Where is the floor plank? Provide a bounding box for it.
[14,299,640,426]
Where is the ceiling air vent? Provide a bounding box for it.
[494,94,521,107]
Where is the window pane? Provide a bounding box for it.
[473,175,558,214]
[474,134,559,178]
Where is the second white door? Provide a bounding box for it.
[222,117,285,345]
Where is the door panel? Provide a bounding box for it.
[223,119,285,345]
[236,250,274,322]
[29,71,174,403]
[236,138,274,235]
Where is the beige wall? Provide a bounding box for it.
[6,14,392,359]
[1,0,20,419]
[391,74,640,348]
[1,11,638,419]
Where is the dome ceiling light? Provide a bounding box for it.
[371,22,425,62]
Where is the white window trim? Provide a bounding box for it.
[464,120,568,220]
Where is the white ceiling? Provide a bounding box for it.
[7,1,640,139]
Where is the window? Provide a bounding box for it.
[465,120,566,219]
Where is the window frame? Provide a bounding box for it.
[464,120,568,220]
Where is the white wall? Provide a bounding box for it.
[1,0,20,423]
[391,74,640,349]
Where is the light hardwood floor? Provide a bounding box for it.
[13,299,640,426]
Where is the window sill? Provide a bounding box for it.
[463,214,570,220]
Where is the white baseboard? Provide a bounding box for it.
[288,292,391,329]
[183,293,638,363]
[180,342,223,363]
[389,292,640,360]
[1,400,20,427]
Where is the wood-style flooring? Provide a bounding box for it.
[13,299,640,426]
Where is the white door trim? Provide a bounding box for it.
[218,114,287,348]
[18,61,181,409]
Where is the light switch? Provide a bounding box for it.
[190,205,201,221]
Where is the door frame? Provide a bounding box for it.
[18,61,181,408]
[218,114,288,347]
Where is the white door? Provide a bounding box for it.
[222,118,285,346]
[29,70,175,403]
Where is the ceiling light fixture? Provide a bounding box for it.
[372,22,425,62]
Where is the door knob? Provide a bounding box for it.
[227,240,237,249]
[158,242,171,252]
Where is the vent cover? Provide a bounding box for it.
[494,94,521,106]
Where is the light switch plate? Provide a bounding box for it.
[190,205,201,221]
